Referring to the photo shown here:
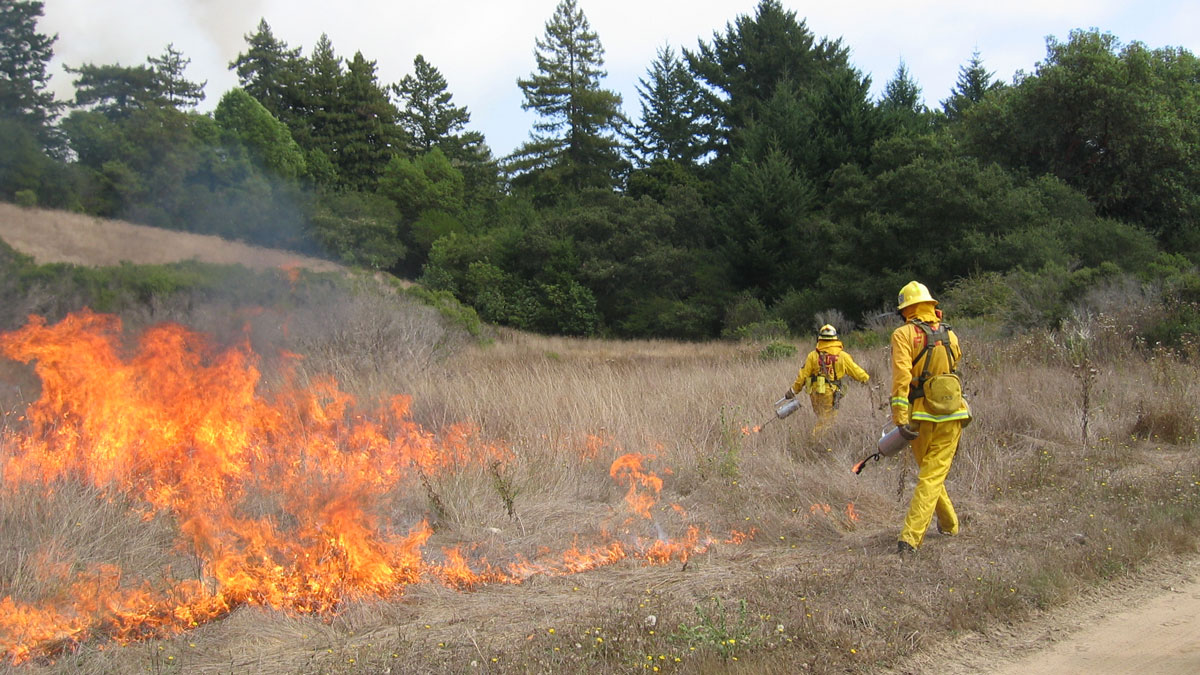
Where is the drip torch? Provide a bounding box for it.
[851,424,918,474]
[753,396,804,432]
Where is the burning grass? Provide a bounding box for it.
[0,301,1198,673]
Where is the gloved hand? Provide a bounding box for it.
[891,403,909,428]
[784,388,795,400]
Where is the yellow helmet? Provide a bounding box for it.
[818,324,838,339]
[897,281,937,311]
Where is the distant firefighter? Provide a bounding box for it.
[784,324,869,436]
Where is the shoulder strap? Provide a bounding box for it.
[909,320,957,401]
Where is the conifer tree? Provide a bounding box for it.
[880,60,929,135]
[941,50,1002,121]
[338,51,402,191]
[230,20,306,129]
[630,45,708,166]
[66,62,161,117]
[0,0,62,147]
[686,0,853,157]
[509,0,625,194]
[394,55,471,153]
[148,44,206,110]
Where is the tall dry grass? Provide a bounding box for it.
[0,285,1198,674]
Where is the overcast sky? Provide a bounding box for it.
[38,0,1200,158]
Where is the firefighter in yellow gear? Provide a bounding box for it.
[785,324,870,435]
[890,281,971,556]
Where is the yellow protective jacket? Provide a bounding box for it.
[792,340,869,395]
[889,304,970,425]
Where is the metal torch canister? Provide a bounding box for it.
[877,423,918,457]
[774,397,803,419]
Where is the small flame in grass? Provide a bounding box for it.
[610,453,663,520]
[724,529,758,545]
[846,503,860,522]
[279,263,302,285]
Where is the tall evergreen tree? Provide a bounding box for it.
[229,19,306,130]
[338,51,402,191]
[880,60,922,113]
[66,62,161,117]
[393,54,494,202]
[508,0,625,194]
[941,50,1002,121]
[0,0,62,147]
[302,33,346,184]
[879,60,930,135]
[686,0,853,158]
[148,43,206,110]
[394,55,470,153]
[629,45,709,166]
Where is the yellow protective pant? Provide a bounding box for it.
[899,419,962,548]
[808,391,836,436]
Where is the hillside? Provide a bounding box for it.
[0,203,344,273]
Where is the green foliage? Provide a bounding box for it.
[146,43,206,110]
[0,0,63,149]
[670,597,753,659]
[214,88,306,179]
[509,0,626,196]
[879,60,933,136]
[629,45,710,166]
[230,19,307,129]
[941,50,1004,121]
[310,190,404,269]
[402,285,484,338]
[959,30,1200,249]
[721,292,768,339]
[394,55,473,154]
[0,119,51,199]
[941,272,1017,321]
[14,189,36,207]
[758,340,797,361]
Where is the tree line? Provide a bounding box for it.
[2,0,1198,340]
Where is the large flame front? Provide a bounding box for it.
[0,312,727,663]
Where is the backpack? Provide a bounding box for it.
[807,352,840,395]
[909,320,962,415]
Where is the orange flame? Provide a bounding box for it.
[0,311,738,663]
[846,503,860,522]
[279,262,302,285]
[609,453,663,519]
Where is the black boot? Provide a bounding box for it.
[897,541,916,558]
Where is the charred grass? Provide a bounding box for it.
[0,292,1198,674]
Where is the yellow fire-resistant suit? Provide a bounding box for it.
[791,339,869,435]
[890,302,971,549]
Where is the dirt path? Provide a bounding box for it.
[896,556,1200,674]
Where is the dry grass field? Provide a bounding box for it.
[0,207,1198,674]
[0,203,343,273]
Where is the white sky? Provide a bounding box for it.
[39,0,1200,158]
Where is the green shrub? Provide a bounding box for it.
[721,292,769,339]
[758,340,797,361]
[942,272,1016,320]
[14,190,37,207]
[728,319,788,342]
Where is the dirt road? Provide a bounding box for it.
[896,556,1200,675]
